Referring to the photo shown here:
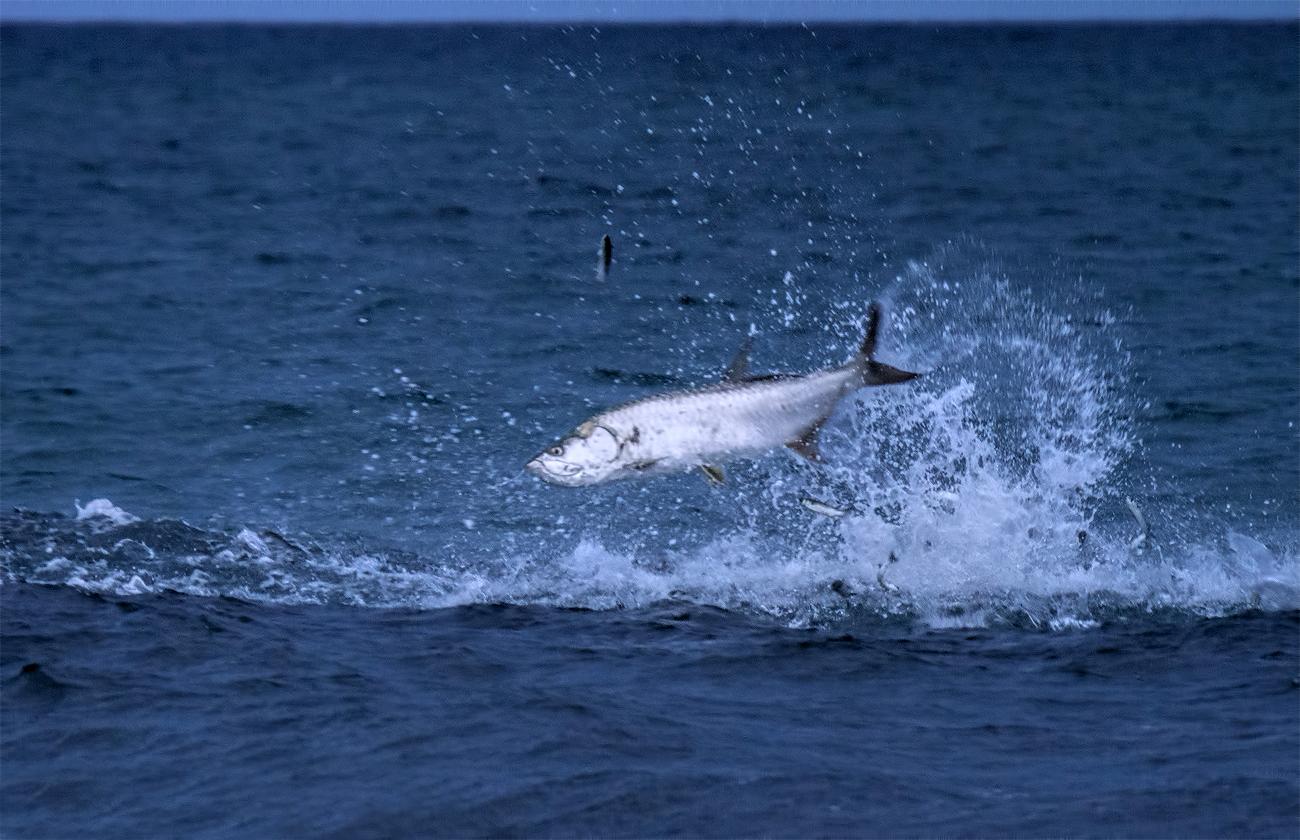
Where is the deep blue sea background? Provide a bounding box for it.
[2,22,1298,838]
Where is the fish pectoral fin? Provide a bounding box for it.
[698,464,725,485]
[722,338,752,383]
[786,422,825,463]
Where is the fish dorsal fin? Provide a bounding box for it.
[723,338,752,382]
[786,421,825,462]
[698,464,725,485]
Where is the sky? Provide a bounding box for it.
[1,0,1295,22]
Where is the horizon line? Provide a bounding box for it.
[2,0,1295,25]
[2,15,1295,24]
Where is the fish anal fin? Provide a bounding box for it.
[722,338,752,383]
[699,464,725,485]
[786,422,825,462]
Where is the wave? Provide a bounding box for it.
[2,498,1295,631]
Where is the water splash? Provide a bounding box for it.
[5,253,1296,627]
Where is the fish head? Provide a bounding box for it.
[525,422,622,487]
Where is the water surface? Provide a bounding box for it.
[2,22,1297,838]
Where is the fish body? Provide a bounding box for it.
[800,496,854,518]
[527,302,918,487]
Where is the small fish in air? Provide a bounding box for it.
[596,234,613,281]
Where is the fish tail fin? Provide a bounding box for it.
[857,302,920,386]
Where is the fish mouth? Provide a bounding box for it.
[525,457,585,484]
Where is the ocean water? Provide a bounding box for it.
[2,22,1297,838]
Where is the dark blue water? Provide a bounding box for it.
[3,22,1298,838]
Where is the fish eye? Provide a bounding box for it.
[547,445,563,456]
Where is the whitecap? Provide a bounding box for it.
[74,498,139,526]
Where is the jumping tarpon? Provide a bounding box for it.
[526,302,919,487]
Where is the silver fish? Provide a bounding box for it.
[1126,497,1152,551]
[800,497,853,518]
[526,302,919,487]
